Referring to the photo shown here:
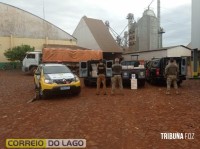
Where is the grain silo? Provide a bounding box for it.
[135,9,159,51]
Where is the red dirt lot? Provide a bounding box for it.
[0,70,200,149]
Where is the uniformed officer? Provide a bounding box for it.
[96,59,106,95]
[111,58,123,95]
[165,58,179,95]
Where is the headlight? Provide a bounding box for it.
[44,79,53,84]
[140,71,145,77]
[139,71,145,76]
[123,72,128,76]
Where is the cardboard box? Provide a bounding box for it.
[131,79,137,89]
[91,70,98,77]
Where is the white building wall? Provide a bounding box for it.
[123,50,166,61]
[191,0,200,50]
[167,47,191,57]
[0,3,74,40]
[123,46,191,61]
[73,18,100,50]
[137,50,166,60]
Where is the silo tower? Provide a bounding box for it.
[126,13,136,50]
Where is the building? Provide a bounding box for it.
[125,0,164,52]
[122,45,191,61]
[191,0,200,76]
[73,16,122,60]
[191,0,200,50]
[0,2,76,64]
[135,9,160,51]
[125,9,164,52]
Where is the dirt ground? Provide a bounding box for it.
[0,70,200,149]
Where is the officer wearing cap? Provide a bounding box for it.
[165,58,179,95]
[111,58,123,95]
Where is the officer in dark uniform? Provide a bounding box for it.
[96,59,106,95]
[165,58,179,95]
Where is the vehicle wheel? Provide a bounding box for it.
[35,88,40,100]
[149,78,154,84]
[84,79,89,87]
[37,85,46,99]
[138,80,145,87]
[30,66,37,75]
[75,88,81,96]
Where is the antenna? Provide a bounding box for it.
[148,0,154,9]
[43,0,45,20]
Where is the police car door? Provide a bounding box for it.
[106,60,113,77]
[79,61,88,77]
[181,57,187,75]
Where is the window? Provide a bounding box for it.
[152,60,160,67]
[107,61,112,68]
[182,59,186,66]
[27,54,35,59]
[43,66,71,74]
[81,62,87,68]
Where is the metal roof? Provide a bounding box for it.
[82,16,123,53]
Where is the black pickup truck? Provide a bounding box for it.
[145,57,187,85]
[121,60,146,87]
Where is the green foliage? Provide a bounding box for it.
[4,45,35,62]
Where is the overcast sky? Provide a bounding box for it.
[0,0,191,47]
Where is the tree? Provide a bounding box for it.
[4,45,35,62]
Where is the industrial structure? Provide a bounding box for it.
[0,2,76,64]
[117,0,164,52]
[191,0,200,76]
[191,0,200,50]
[136,9,160,51]
[73,16,122,60]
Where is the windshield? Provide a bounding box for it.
[121,61,140,67]
[43,66,71,74]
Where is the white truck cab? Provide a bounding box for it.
[22,51,42,74]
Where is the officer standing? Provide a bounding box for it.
[111,58,123,95]
[96,59,106,95]
[165,58,179,95]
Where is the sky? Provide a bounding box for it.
[0,0,191,47]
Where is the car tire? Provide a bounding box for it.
[37,85,46,99]
[30,66,37,75]
[35,88,40,100]
[138,80,145,87]
[84,79,89,86]
[75,88,81,96]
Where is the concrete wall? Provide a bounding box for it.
[0,3,77,62]
[191,0,200,50]
[0,3,75,40]
[0,36,76,62]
